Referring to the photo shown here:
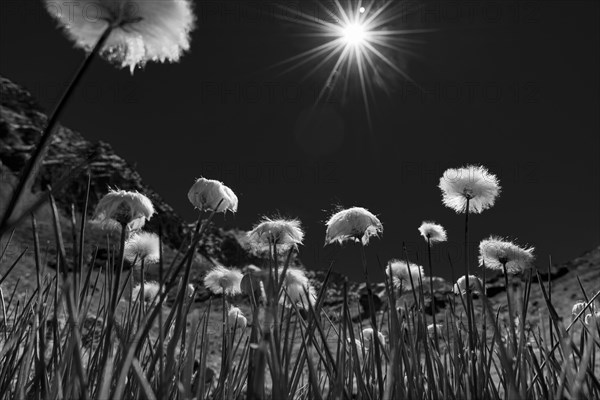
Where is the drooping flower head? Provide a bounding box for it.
[93,189,155,231]
[278,267,316,307]
[418,221,447,243]
[478,236,535,273]
[248,217,304,254]
[227,306,247,330]
[325,207,383,246]
[187,178,238,213]
[438,165,501,214]
[45,0,196,73]
[124,231,160,265]
[132,281,163,303]
[387,259,424,289]
[203,265,243,295]
[362,328,385,347]
[453,275,484,295]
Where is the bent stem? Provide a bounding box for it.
[0,25,113,235]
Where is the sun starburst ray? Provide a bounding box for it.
[276,0,426,120]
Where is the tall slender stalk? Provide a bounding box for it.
[463,197,477,395]
[359,243,384,396]
[139,258,146,326]
[426,237,439,349]
[502,262,517,355]
[99,221,128,381]
[0,26,113,235]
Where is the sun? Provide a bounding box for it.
[275,0,426,122]
[341,22,368,46]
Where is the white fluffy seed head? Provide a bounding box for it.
[347,338,363,353]
[453,275,483,295]
[478,236,535,274]
[427,323,443,337]
[418,221,447,243]
[572,301,587,316]
[438,165,501,214]
[248,218,304,254]
[203,266,243,295]
[124,231,160,265]
[387,259,424,289]
[132,281,162,303]
[227,306,247,330]
[279,267,316,308]
[362,328,385,347]
[93,189,155,231]
[325,207,383,246]
[45,0,196,73]
[187,178,238,213]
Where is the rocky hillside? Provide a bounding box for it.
[0,75,257,268]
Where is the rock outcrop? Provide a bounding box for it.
[0,75,261,269]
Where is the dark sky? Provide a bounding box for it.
[1,1,599,281]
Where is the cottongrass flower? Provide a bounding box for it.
[227,307,247,330]
[418,221,447,243]
[362,328,385,347]
[132,281,162,303]
[347,338,363,352]
[185,284,195,299]
[453,275,484,295]
[325,207,383,245]
[387,259,424,289]
[203,266,243,296]
[93,189,154,231]
[279,267,317,307]
[188,178,238,213]
[572,301,587,317]
[478,236,535,274]
[427,324,443,337]
[45,0,196,73]
[124,231,160,265]
[248,218,304,253]
[438,165,501,214]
